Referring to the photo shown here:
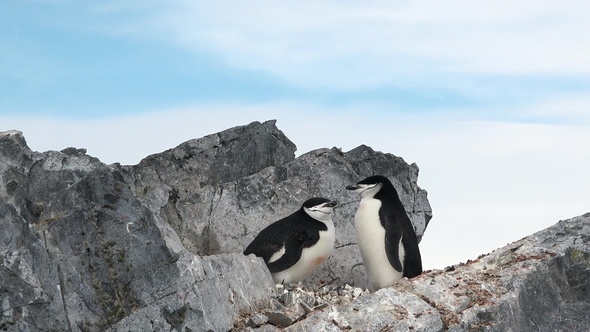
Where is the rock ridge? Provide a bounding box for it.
[4,120,585,331]
[232,213,590,331]
[0,120,430,331]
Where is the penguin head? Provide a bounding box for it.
[302,197,338,222]
[346,175,390,198]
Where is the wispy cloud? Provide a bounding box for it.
[70,0,590,121]
[149,0,590,88]
[3,1,589,118]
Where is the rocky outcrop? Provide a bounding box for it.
[0,121,431,331]
[248,213,590,331]
[6,120,585,332]
[120,120,432,288]
[0,130,276,332]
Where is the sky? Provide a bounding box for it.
[1,1,589,270]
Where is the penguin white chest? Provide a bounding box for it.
[271,221,335,284]
[354,197,404,291]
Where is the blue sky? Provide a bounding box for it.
[4,1,589,120]
[2,1,589,270]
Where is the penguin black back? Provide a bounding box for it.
[370,175,422,278]
[243,197,337,283]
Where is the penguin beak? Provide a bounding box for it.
[345,184,358,191]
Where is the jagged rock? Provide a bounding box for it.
[231,282,372,330]
[0,129,275,331]
[247,313,269,328]
[2,122,589,332]
[122,120,432,288]
[265,304,305,328]
[279,213,590,331]
[0,121,431,331]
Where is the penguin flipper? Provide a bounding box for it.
[379,205,404,273]
[384,227,404,273]
[244,239,282,263]
[401,230,423,278]
[244,227,287,265]
[265,230,307,273]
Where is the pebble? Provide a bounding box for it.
[247,313,269,328]
[234,282,368,330]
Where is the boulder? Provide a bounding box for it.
[279,213,590,331]
[3,121,589,332]
[122,120,432,287]
[0,129,275,331]
[0,121,431,331]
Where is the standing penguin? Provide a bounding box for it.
[346,175,422,291]
[243,197,337,284]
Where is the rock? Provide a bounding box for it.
[107,253,275,332]
[1,129,275,331]
[265,303,306,328]
[122,120,432,288]
[277,213,590,331]
[231,282,373,330]
[287,288,443,332]
[0,121,431,331]
[2,122,589,332]
[247,313,269,327]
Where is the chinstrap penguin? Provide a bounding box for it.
[243,197,337,284]
[346,175,422,291]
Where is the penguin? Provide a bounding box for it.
[243,197,337,284]
[346,175,422,291]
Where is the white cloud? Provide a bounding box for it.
[518,93,590,124]
[141,0,590,89]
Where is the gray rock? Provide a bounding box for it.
[286,288,443,332]
[1,128,275,331]
[1,121,431,330]
[283,213,590,331]
[122,120,432,288]
[2,122,590,332]
[247,313,269,327]
[107,253,275,332]
[265,303,306,328]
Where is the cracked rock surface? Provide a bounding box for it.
[232,213,590,331]
[7,121,585,331]
[120,120,431,288]
[0,121,431,331]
